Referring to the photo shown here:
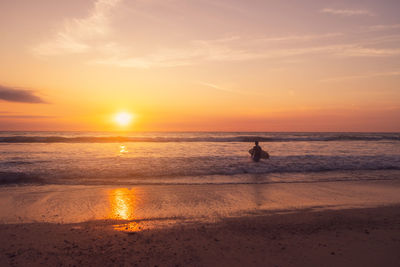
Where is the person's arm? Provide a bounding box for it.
[249,147,255,155]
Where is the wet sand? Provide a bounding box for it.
[1,205,400,267]
[1,179,400,266]
[2,179,400,224]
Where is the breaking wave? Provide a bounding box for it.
[1,155,400,185]
[0,133,399,143]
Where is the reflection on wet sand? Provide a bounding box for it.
[109,188,141,232]
[251,174,266,208]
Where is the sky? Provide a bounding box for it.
[0,0,399,131]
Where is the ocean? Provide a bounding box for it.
[1,131,400,186]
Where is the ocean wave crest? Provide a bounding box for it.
[0,134,399,143]
[1,155,399,185]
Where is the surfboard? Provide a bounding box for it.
[260,150,269,159]
[249,148,270,159]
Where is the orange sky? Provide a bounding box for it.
[0,0,399,131]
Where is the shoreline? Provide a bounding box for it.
[1,176,400,266]
[2,179,400,224]
[1,205,400,266]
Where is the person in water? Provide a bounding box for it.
[249,141,263,162]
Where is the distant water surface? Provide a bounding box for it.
[0,132,399,186]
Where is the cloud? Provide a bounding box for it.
[198,81,224,90]
[92,37,400,69]
[197,81,240,94]
[319,70,400,82]
[93,48,196,68]
[0,85,46,103]
[336,47,400,57]
[196,81,268,96]
[0,115,56,119]
[91,34,333,68]
[32,0,399,69]
[367,24,400,31]
[321,8,374,16]
[259,33,343,42]
[33,0,121,56]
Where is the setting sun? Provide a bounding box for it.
[1,1,400,265]
[114,112,133,126]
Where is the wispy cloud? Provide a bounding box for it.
[93,38,400,69]
[32,1,399,70]
[259,33,343,42]
[197,81,224,90]
[93,48,196,68]
[33,0,121,56]
[0,115,56,119]
[367,24,400,31]
[197,81,239,94]
[321,8,374,16]
[320,70,400,82]
[196,81,265,96]
[82,31,347,68]
[0,85,46,103]
[338,46,400,57]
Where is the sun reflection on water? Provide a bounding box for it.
[119,145,128,154]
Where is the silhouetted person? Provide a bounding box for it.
[249,141,263,162]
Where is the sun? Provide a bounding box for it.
[114,112,133,126]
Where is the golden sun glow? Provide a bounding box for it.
[109,188,136,220]
[109,188,142,232]
[1,1,399,132]
[114,112,133,126]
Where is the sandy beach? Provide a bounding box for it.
[1,179,400,266]
[0,205,399,267]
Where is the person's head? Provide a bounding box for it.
[255,141,259,146]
